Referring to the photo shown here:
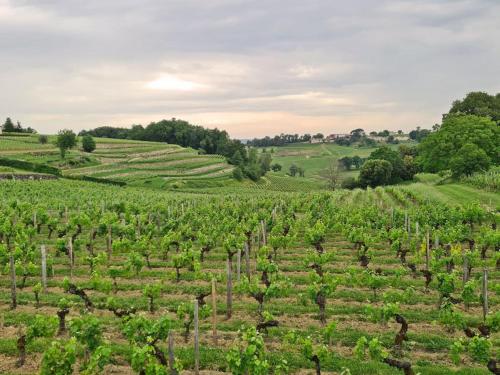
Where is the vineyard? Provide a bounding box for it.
[0,179,498,375]
[0,135,235,190]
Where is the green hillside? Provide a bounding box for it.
[0,134,234,189]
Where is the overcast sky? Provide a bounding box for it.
[1,0,499,138]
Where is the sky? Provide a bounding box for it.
[1,0,499,138]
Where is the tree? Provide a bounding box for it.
[359,159,392,188]
[229,150,244,166]
[350,128,365,142]
[449,143,490,177]
[409,127,431,142]
[233,167,244,181]
[312,133,324,141]
[2,117,15,132]
[56,130,77,158]
[271,163,282,172]
[338,157,352,170]
[39,135,48,144]
[417,114,499,173]
[231,148,270,181]
[449,91,500,122]
[326,160,340,190]
[351,155,363,169]
[289,164,298,177]
[387,135,397,144]
[368,147,404,181]
[259,152,272,173]
[82,135,96,153]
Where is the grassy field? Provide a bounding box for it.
[262,142,415,188]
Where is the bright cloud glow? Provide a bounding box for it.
[145,75,207,91]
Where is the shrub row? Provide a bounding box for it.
[64,175,126,186]
[0,157,61,176]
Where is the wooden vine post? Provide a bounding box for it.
[261,220,267,246]
[168,330,177,375]
[244,242,251,281]
[425,231,430,271]
[9,253,17,309]
[256,227,261,248]
[41,245,47,293]
[482,269,488,322]
[194,299,199,375]
[68,237,74,280]
[406,215,411,249]
[236,248,241,282]
[462,255,469,284]
[88,227,94,255]
[211,278,218,344]
[226,258,232,319]
[106,225,112,258]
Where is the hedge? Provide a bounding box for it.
[64,175,126,186]
[0,132,32,137]
[0,158,61,176]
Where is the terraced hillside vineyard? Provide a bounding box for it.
[0,179,497,374]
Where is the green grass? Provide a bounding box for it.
[405,182,500,208]
[261,142,415,189]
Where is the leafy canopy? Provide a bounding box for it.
[417,114,499,173]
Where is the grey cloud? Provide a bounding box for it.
[0,0,499,136]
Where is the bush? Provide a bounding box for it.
[232,167,244,181]
[359,159,392,187]
[82,135,96,153]
[341,177,359,189]
[39,135,48,144]
[271,163,282,172]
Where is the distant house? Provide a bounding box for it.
[367,131,409,141]
[325,134,349,142]
[310,137,324,144]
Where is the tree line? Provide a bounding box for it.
[247,133,312,147]
[1,117,36,134]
